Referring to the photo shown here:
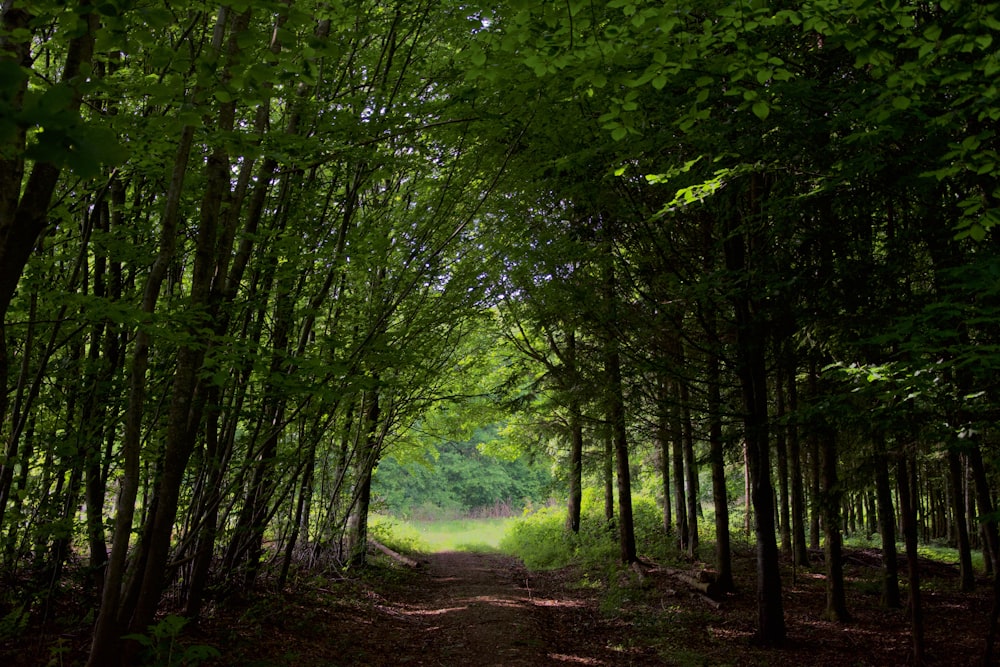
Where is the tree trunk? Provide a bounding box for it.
[603,428,614,527]
[723,176,784,646]
[897,455,924,665]
[706,336,734,593]
[566,331,583,534]
[680,368,699,559]
[0,3,98,543]
[87,120,197,667]
[948,449,975,592]
[774,358,792,558]
[809,432,822,550]
[608,346,636,564]
[821,428,849,622]
[873,442,901,609]
[566,405,584,533]
[657,380,672,535]
[348,387,382,568]
[785,356,810,567]
[671,378,689,551]
[968,444,1000,664]
[122,12,252,645]
[603,227,635,564]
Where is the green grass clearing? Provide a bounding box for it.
[404,517,516,553]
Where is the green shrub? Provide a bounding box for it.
[500,506,577,569]
[123,615,220,667]
[369,514,429,555]
[632,494,670,560]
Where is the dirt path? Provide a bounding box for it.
[349,551,622,666]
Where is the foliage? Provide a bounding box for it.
[501,489,672,570]
[0,0,998,661]
[122,615,220,667]
[373,426,553,519]
[368,515,429,555]
[500,505,577,570]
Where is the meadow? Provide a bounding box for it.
[370,515,517,553]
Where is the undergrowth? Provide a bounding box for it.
[368,514,429,555]
[499,492,674,570]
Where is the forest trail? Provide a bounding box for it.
[358,551,615,666]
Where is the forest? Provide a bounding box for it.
[1,0,999,664]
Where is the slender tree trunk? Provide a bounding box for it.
[0,3,98,541]
[607,346,636,564]
[873,440,901,609]
[897,455,924,665]
[948,449,975,592]
[968,444,1000,664]
[786,357,809,567]
[123,13,252,645]
[566,331,583,534]
[680,369,699,559]
[567,405,583,533]
[603,242,635,564]
[706,336,734,592]
[809,432,822,550]
[657,379,672,535]
[183,392,223,619]
[723,176,784,645]
[87,121,197,667]
[821,428,849,622]
[671,378,688,551]
[349,387,382,568]
[280,422,322,589]
[774,360,792,558]
[744,444,752,536]
[603,428,614,527]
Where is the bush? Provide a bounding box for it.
[369,514,429,555]
[632,494,670,561]
[500,506,578,569]
[501,490,686,571]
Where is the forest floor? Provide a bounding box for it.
[5,545,995,666]
[199,546,992,667]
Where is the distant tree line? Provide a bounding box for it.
[373,426,552,519]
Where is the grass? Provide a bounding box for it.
[843,533,988,572]
[409,517,516,552]
[370,514,517,554]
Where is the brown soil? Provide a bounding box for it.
[4,546,994,666]
[200,546,992,667]
[206,550,634,666]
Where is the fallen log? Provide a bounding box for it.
[676,573,716,596]
[368,539,420,568]
[695,592,722,610]
[658,567,722,599]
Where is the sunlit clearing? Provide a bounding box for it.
[411,517,516,552]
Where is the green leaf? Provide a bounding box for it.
[0,59,27,95]
[892,95,911,110]
[752,100,770,120]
